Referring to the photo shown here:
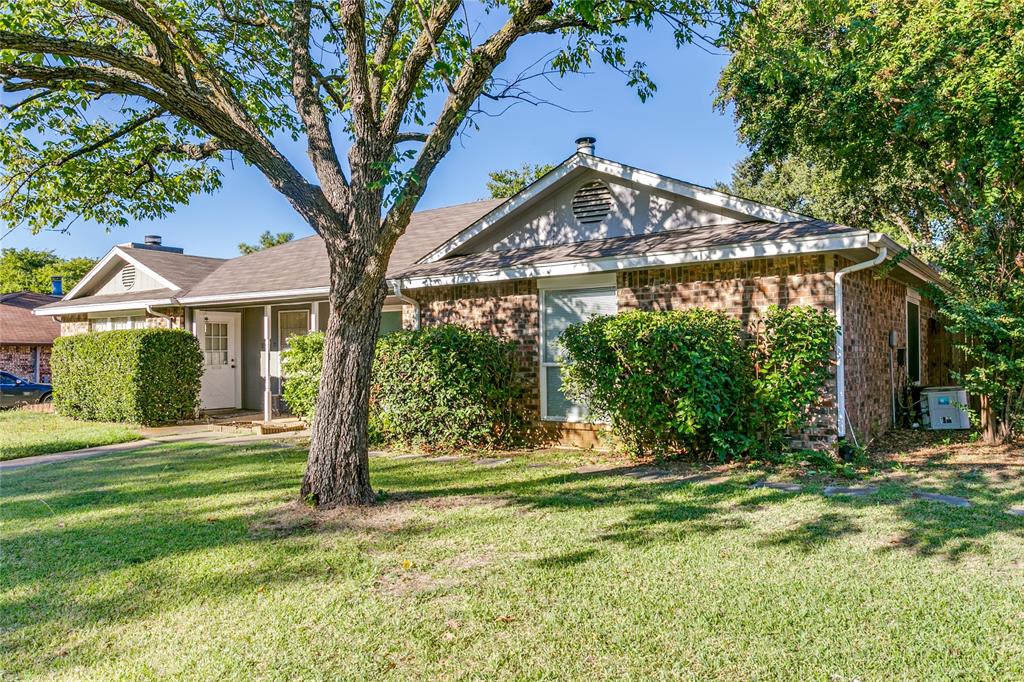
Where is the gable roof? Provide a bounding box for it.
[0,292,61,344]
[394,219,871,287]
[61,244,226,301]
[179,199,503,303]
[416,152,812,265]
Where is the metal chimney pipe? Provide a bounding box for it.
[575,136,596,155]
[143,234,162,246]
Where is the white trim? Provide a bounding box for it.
[906,297,922,386]
[905,288,922,304]
[63,246,179,300]
[263,305,272,422]
[418,153,811,264]
[538,284,617,423]
[179,286,330,305]
[86,309,146,319]
[381,304,405,312]
[397,232,873,290]
[536,273,616,290]
[197,310,243,410]
[35,298,175,316]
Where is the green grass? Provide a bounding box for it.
[2,442,1024,679]
[0,411,141,460]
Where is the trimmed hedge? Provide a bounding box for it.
[51,328,203,425]
[559,309,752,458]
[282,324,527,449]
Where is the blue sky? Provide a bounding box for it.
[1,25,747,260]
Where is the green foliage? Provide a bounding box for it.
[485,163,555,198]
[280,331,324,423]
[282,325,527,449]
[718,0,1024,440]
[0,247,96,294]
[751,306,838,450]
[559,309,752,459]
[51,329,203,425]
[238,231,294,255]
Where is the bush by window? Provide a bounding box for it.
[51,329,203,424]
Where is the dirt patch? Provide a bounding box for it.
[374,566,452,596]
[249,502,317,538]
[250,499,419,538]
[870,430,1023,468]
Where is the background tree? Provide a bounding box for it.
[1,0,733,505]
[239,230,294,255]
[717,0,1024,442]
[486,163,555,198]
[0,247,96,294]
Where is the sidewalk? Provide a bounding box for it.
[0,425,310,471]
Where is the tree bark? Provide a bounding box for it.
[300,263,386,507]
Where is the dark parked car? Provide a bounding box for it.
[0,372,52,408]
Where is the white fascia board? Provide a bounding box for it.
[872,234,948,289]
[63,246,180,300]
[394,232,872,290]
[417,153,813,266]
[418,155,582,264]
[33,298,176,316]
[578,156,811,224]
[178,286,331,305]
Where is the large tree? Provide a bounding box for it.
[717,0,1024,442]
[486,163,555,198]
[1,0,730,505]
[0,247,96,294]
[239,230,294,254]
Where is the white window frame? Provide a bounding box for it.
[87,311,146,332]
[278,309,310,350]
[537,273,617,422]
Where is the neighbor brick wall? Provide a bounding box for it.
[617,254,839,448]
[0,344,51,381]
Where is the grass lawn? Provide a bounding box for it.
[0,411,141,461]
[2,439,1024,679]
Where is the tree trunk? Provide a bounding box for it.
[300,270,386,507]
[980,393,1012,445]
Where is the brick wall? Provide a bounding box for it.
[410,280,541,418]
[618,254,838,448]
[0,344,52,382]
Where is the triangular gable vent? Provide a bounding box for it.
[572,180,613,225]
[120,264,137,290]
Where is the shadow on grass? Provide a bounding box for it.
[3,439,1024,642]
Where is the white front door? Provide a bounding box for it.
[199,312,241,409]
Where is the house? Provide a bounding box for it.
[1,290,61,382]
[35,138,954,447]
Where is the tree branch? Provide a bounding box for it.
[369,0,407,108]
[87,0,178,72]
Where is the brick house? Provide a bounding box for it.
[36,138,954,448]
[1,291,61,382]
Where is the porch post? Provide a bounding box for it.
[263,304,272,422]
[309,301,317,332]
[33,346,41,383]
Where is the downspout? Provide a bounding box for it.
[146,304,174,327]
[390,281,420,330]
[835,241,888,443]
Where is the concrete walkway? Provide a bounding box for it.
[1,425,310,471]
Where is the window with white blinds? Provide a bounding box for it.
[540,286,616,420]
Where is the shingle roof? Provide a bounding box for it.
[393,219,859,279]
[0,292,61,344]
[183,199,504,299]
[122,248,226,290]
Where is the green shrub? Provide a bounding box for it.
[559,309,752,459]
[281,324,527,449]
[751,305,838,450]
[51,328,203,425]
[280,331,323,422]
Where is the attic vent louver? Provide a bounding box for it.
[572,180,613,224]
[121,264,137,290]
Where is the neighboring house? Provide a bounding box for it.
[1,291,61,382]
[36,138,955,447]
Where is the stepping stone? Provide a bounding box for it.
[623,468,676,482]
[1006,506,1024,517]
[475,458,512,467]
[823,485,878,497]
[911,491,972,508]
[574,464,621,475]
[426,456,462,463]
[750,481,802,493]
[391,453,426,460]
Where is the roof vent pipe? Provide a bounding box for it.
[144,235,162,246]
[575,136,596,155]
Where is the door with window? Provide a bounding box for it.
[199,311,241,409]
[540,282,617,421]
